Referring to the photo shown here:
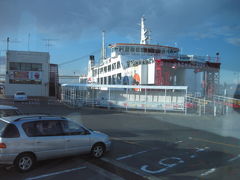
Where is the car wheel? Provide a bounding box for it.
[14,153,35,172]
[91,143,105,158]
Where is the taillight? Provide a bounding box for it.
[0,143,7,148]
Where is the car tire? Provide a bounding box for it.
[91,143,105,158]
[14,153,35,172]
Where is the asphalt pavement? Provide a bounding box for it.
[0,97,240,180]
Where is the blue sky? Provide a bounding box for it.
[0,0,240,84]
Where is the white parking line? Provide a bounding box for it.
[200,168,216,176]
[228,154,240,162]
[116,150,149,160]
[195,147,209,152]
[25,166,87,180]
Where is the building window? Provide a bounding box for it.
[9,62,42,71]
[31,63,42,71]
[9,62,21,70]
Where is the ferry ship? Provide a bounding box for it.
[87,16,220,96]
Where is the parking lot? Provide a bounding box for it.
[0,97,240,180]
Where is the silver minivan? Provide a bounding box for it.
[0,115,111,172]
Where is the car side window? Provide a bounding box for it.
[61,120,88,135]
[23,120,63,137]
[2,124,20,138]
[23,121,43,137]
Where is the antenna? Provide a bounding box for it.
[42,38,58,52]
[101,30,106,62]
[27,33,30,51]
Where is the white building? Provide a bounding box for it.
[5,50,50,96]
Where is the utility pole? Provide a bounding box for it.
[2,37,21,51]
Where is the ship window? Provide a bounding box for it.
[112,75,116,84]
[130,47,135,52]
[108,65,111,71]
[108,76,111,84]
[141,48,144,52]
[156,49,160,53]
[112,63,116,70]
[100,68,103,73]
[125,46,129,52]
[144,48,148,53]
[117,61,121,69]
[114,47,119,52]
[104,77,107,84]
[148,48,154,53]
[117,73,121,84]
[100,78,103,84]
[136,47,140,52]
[104,66,107,73]
[119,47,124,52]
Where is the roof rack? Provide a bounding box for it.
[14,115,66,122]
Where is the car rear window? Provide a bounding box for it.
[0,120,7,136]
[1,124,20,138]
[16,92,26,95]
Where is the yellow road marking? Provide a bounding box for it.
[191,137,240,149]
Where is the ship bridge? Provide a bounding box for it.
[110,43,179,59]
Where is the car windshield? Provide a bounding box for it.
[0,109,22,117]
[0,0,239,179]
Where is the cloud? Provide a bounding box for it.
[226,38,240,46]
[1,0,240,41]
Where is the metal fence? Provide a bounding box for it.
[61,84,188,113]
[60,84,239,116]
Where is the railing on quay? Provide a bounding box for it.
[60,84,188,114]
